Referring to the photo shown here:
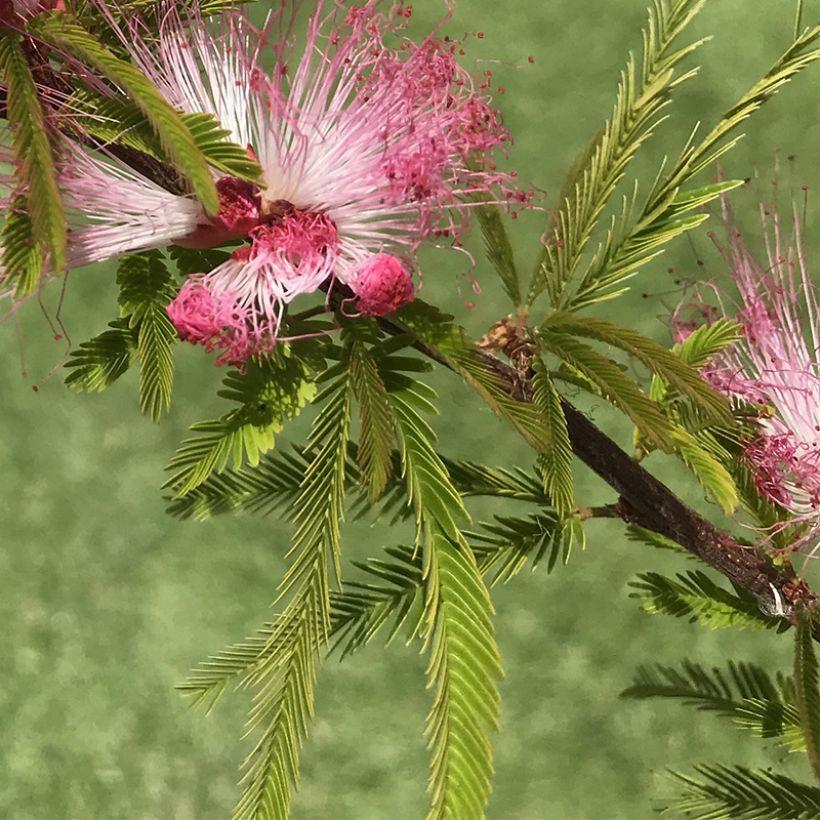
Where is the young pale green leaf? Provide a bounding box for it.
[630,571,780,631]
[794,610,820,781]
[569,181,740,311]
[64,319,137,393]
[31,13,219,214]
[531,360,574,518]
[116,253,178,421]
[673,318,743,369]
[165,357,315,497]
[666,764,820,820]
[0,35,66,283]
[475,203,521,305]
[650,26,820,213]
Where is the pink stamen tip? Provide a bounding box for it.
[351,254,415,317]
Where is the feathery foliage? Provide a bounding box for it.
[794,611,820,780]
[70,90,263,182]
[1,199,41,297]
[540,313,731,423]
[29,12,220,213]
[165,356,315,497]
[395,301,549,451]
[622,661,804,751]
[347,326,398,502]
[234,371,351,820]
[539,329,674,448]
[531,360,574,518]
[476,203,521,306]
[575,26,820,311]
[0,35,66,289]
[665,764,820,820]
[528,0,707,306]
[64,319,136,393]
[669,426,739,515]
[116,253,177,421]
[387,373,502,820]
[629,571,780,631]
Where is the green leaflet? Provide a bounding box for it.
[1,203,42,298]
[164,356,316,497]
[64,319,137,393]
[629,571,780,632]
[395,301,549,451]
[527,0,708,307]
[234,371,351,820]
[116,253,178,421]
[670,427,738,515]
[666,765,820,820]
[0,36,66,286]
[622,660,804,752]
[794,611,820,781]
[387,375,501,820]
[348,331,398,502]
[531,360,574,519]
[69,90,263,183]
[178,511,571,715]
[539,329,674,449]
[569,180,740,311]
[475,203,521,306]
[581,26,820,316]
[541,313,732,424]
[30,13,220,214]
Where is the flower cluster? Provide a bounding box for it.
[2,0,527,365]
[674,195,820,550]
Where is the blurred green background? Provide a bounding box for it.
[1,1,818,818]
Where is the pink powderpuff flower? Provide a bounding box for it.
[350,253,415,317]
[675,194,820,552]
[109,0,526,363]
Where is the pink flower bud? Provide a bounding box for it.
[351,254,415,317]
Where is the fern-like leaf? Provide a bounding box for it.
[1,199,42,296]
[476,203,521,306]
[795,610,820,780]
[622,661,804,751]
[528,0,707,306]
[234,372,351,820]
[629,571,779,631]
[349,336,397,502]
[665,764,820,819]
[30,13,219,213]
[539,329,674,448]
[165,357,315,497]
[0,35,66,285]
[387,373,502,819]
[531,360,574,518]
[116,253,178,421]
[64,319,136,393]
[542,313,732,423]
[70,90,263,182]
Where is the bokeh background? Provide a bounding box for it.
[2,1,818,817]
